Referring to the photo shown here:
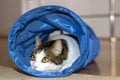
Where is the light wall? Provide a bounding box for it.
[0,0,120,38]
[44,0,120,38]
[0,0,21,36]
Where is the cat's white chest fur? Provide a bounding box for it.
[30,35,80,72]
[50,35,80,71]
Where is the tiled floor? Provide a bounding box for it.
[0,37,120,77]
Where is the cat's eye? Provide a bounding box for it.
[41,57,49,63]
[30,55,36,61]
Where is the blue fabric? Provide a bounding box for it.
[8,5,100,77]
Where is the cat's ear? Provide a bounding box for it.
[50,40,63,56]
[35,36,42,47]
[33,36,42,53]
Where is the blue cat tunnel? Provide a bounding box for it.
[8,5,100,78]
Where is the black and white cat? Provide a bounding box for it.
[30,35,80,72]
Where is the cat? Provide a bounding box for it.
[30,35,80,72]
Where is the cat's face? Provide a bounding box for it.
[30,36,68,72]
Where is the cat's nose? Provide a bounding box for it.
[33,66,38,69]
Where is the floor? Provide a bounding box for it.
[0,37,120,80]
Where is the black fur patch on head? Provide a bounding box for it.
[45,39,68,65]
